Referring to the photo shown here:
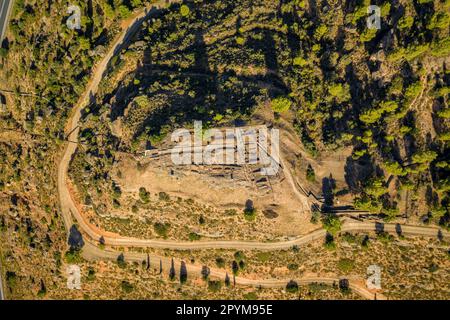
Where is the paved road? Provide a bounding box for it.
[0,278,4,301]
[0,0,13,42]
[0,263,4,300]
[56,1,447,300]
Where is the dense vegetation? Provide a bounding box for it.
[73,0,450,229]
[0,0,449,299]
[0,0,162,299]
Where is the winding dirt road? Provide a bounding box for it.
[56,3,448,300]
[81,241,386,300]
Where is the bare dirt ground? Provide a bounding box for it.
[98,103,357,240]
[112,147,314,238]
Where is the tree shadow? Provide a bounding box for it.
[169,258,176,280]
[86,0,94,38]
[375,222,384,235]
[245,199,254,211]
[344,156,374,192]
[180,261,188,283]
[277,0,301,55]
[322,175,336,207]
[68,225,84,250]
[425,185,438,208]
[402,110,418,159]
[307,0,318,19]
[262,30,279,73]
[395,223,402,236]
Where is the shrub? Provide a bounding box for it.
[339,279,351,294]
[314,24,328,40]
[236,37,245,45]
[121,281,134,293]
[322,214,341,235]
[437,109,450,119]
[188,232,201,241]
[435,87,450,98]
[87,267,96,281]
[6,271,17,289]
[427,12,450,30]
[293,56,308,67]
[384,161,407,176]
[405,81,422,101]
[243,292,258,300]
[215,257,225,268]
[271,97,292,113]
[361,235,370,249]
[256,252,271,262]
[431,37,450,57]
[360,28,377,42]
[388,44,429,62]
[201,266,210,280]
[37,280,47,298]
[286,280,299,293]
[328,83,350,102]
[65,249,82,264]
[287,263,299,271]
[112,199,121,208]
[139,187,150,203]
[349,2,369,24]
[324,239,336,250]
[354,196,382,213]
[306,165,316,182]
[180,4,190,17]
[399,126,412,135]
[118,5,131,19]
[310,208,321,224]
[117,253,127,268]
[0,48,8,58]
[360,109,383,124]
[159,192,170,201]
[377,231,394,244]
[438,132,450,141]
[308,282,328,292]
[412,150,437,164]
[154,222,170,237]
[243,207,257,221]
[365,178,388,198]
[337,258,354,272]
[234,251,245,262]
[382,206,399,222]
[208,280,222,292]
[398,15,414,30]
[341,233,356,243]
[380,101,399,113]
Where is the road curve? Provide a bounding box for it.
[82,241,386,300]
[58,1,180,233]
[56,1,449,253]
[56,2,446,300]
